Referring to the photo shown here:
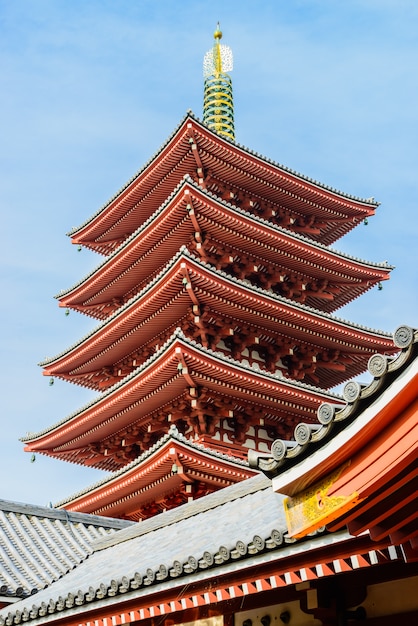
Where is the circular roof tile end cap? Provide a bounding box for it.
[343,380,363,403]
[130,572,143,588]
[252,535,265,552]
[393,325,415,349]
[172,560,183,575]
[294,422,321,445]
[202,550,214,566]
[187,555,199,571]
[235,540,247,556]
[317,402,338,425]
[270,528,284,546]
[145,568,155,583]
[271,438,296,461]
[368,353,389,378]
[157,564,168,581]
[218,545,231,561]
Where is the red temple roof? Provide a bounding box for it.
[53,426,257,520]
[43,249,396,391]
[25,330,340,470]
[69,114,379,254]
[59,178,391,319]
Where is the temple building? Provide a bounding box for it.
[1,26,416,626]
[21,26,397,522]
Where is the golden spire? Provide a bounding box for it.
[203,23,235,141]
[213,23,223,75]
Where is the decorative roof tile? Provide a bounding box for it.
[248,325,417,481]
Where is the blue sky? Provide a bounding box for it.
[1,0,417,506]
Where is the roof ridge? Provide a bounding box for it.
[0,499,131,528]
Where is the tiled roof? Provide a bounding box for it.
[0,475,319,622]
[24,328,341,447]
[58,175,390,305]
[39,245,390,382]
[0,473,403,626]
[0,500,132,601]
[249,324,417,481]
[44,242,393,370]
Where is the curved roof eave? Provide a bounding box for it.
[68,112,379,243]
[41,247,394,373]
[67,113,193,238]
[53,425,253,509]
[57,176,392,307]
[25,328,342,446]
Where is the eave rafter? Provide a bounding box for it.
[186,126,206,188]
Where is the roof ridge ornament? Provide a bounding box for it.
[203,23,235,141]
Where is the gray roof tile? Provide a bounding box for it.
[0,475,333,624]
[0,500,132,600]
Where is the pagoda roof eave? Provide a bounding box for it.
[24,329,341,456]
[68,112,193,241]
[57,177,392,314]
[41,249,395,389]
[69,113,380,252]
[53,426,256,519]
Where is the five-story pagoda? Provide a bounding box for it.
[23,27,397,521]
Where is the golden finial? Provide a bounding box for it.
[203,24,235,141]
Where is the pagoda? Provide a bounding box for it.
[23,26,397,521]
